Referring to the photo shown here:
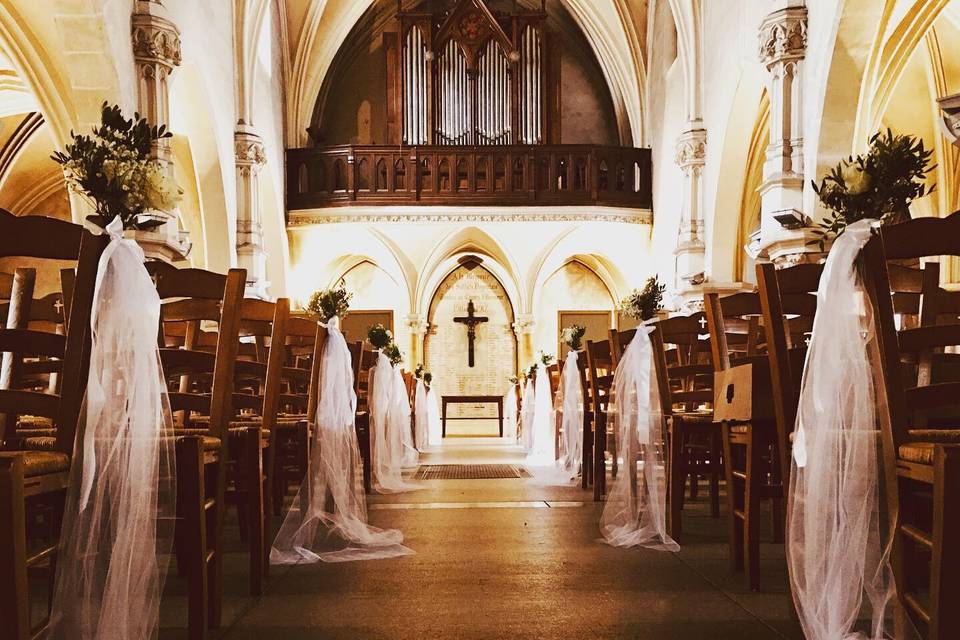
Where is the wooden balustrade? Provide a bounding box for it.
[286,144,652,210]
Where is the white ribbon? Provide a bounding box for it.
[557,350,584,477]
[368,351,419,493]
[787,218,894,639]
[49,216,175,639]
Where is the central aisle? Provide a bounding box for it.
[213,439,801,640]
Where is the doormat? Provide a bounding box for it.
[414,464,531,480]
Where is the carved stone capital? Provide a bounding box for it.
[407,314,429,335]
[939,93,960,148]
[759,6,807,68]
[235,129,266,169]
[674,129,707,176]
[131,2,181,69]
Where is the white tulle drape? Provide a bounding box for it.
[369,352,420,493]
[787,219,894,640]
[526,362,555,464]
[392,367,419,468]
[271,317,412,563]
[556,351,583,477]
[600,327,678,552]
[502,384,518,441]
[48,217,175,639]
[414,379,430,452]
[520,378,535,452]
[426,386,442,446]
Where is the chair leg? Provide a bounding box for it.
[0,455,30,640]
[207,452,225,630]
[771,495,785,544]
[930,445,960,640]
[610,429,618,479]
[581,417,591,490]
[593,413,606,502]
[242,428,264,596]
[668,421,685,540]
[721,423,743,572]
[176,437,208,640]
[710,427,722,518]
[744,431,763,591]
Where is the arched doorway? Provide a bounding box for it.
[424,256,517,437]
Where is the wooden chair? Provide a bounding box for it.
[705,289,783,590]
[148,262,246,638]
[861,213,960,639]
[585,338,615,500]
[0,213,106,640]
[648,312,718,541]
[349,340,372,492]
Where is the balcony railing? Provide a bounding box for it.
[286,144,652,210]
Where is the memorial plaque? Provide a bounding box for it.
[425,265,516,419]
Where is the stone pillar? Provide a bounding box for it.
[512,314,535,369]
[673,127,707,308]
[235,125,269,298]
[407,314,429,367]
[758,1,818,266]
[131,0,190,262]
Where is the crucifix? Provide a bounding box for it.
[453,299,489,367]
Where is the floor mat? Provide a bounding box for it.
[414,464,531,480]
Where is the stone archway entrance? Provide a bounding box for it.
[424,256,517,437]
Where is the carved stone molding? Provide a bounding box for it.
[235,131,267,169]
[131,3,182,69]
[512,314,535,336]
[407,314,429,335]
[674,128,707,176]
[759,7,807,68]
[939,93,960,148]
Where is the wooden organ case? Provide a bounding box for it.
[384,0,559,147]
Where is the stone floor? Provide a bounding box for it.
[159,438,803,639]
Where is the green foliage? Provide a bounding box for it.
[51,102,180,230]
[508,375,519,385]
[539,351,555,367]
[621,276,666,321]
[561,324,586,351]
[384,343,403,366]
[811,129,935,250]
[367,324,393,350]
[307,280,351,321]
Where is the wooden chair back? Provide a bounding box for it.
[755,262,822,477]
[0,213,106,452]
[231,298,290,432]
[146,262,246,441]
[649,312,713,418]
[862,213,960,456]
[703,291,766,374]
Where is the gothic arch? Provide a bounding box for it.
[288,0,647,146]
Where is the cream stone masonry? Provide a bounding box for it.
[235,125,269,298]
[131,0,190,263]
[757,1,816,267]
[673,126,707,309]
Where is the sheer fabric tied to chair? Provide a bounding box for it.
[271,316,412,563]
[600,327,677,552]
[786,219,895,640]
[48,217,176,639]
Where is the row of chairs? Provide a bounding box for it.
[0,211,382,640]
[544,213,958,638]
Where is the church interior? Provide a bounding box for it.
[1,0,959,638]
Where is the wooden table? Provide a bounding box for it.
[441,395,504,437]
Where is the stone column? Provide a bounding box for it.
[235,125,269,298]
[407,314,429,367]
[673,127,707,309]
[131,0,191,262]
[758,1,818,266]
[512,314,535,369]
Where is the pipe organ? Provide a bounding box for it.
[389,0,554,147]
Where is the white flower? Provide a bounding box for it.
[841,164,871,196]
[142,162,183,211]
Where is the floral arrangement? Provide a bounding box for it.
[384,343,403,366]
[561,324,586,351]
[415,364,433,386]
[52,102,182,230]
[539,351,555,367]
[367,324,393,350]
[620,276,666,321]
[811,129,935,250]
[508,375,519,385]
[525,364,537,379]
[307,280,352,321]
